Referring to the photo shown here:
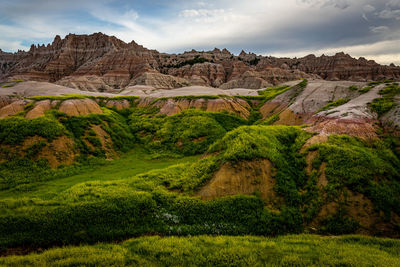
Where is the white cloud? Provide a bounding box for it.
[179,9,225,18]
[370,26,389,33]
[298,0,350,9]
[363,4,375,13]
[378,9,400,20]
[0,39,28,51]
[387,0,400,8]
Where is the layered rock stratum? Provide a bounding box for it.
[1,33,399,92]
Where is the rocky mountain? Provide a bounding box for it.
[1,33,399,92]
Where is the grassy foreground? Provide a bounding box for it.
[0,149,199,200]
[1,234,400,266]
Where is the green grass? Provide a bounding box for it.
[369,83,400,117]
[0,149,200,200]
[0,80,23,88]
[307,135,400,222]
[258,85,291,100]
[1,96,400,261]
[348,85,359,91]
[359,81,383,94]
[0,126,313,251]
[0,116,65,145]
[2,234,400,266]
[317,98,350,113]
[129,109,247,156]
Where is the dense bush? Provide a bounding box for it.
[0,116,65,145]
[308,135,400,220]
[129,109,247,156]
[0,182,302,251]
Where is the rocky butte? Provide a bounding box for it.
[1,32,399,92]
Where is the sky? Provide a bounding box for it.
[0,0,399,65]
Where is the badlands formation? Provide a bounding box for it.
[0,33,400,258]
[0,32,399,137]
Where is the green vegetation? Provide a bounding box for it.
[368,81,383,86]
[0,108,136,190]
[348,85,359,91]
[0,116,65,145]
[1,80,23,88]
[359,81,384,94]
[130,108,247,156]
[1,88,400,264]
[258,85,291,100]
[317,98,350,113]
[369,83,400,117]
[308,135,400,222]
[2,235,400,266]
[262,114,280,125]
[209,125,312,206]
[0,125,311,251]
[150,94,221,105]
[235,80,308,126]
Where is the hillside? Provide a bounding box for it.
[1,35,400,265]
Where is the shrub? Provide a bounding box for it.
[0,116,65,145]
[129,109,246,156]
[318,98,349,113]
[369,83,400,117]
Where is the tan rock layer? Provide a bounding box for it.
[25,100,52,119]
[153,98,251,118]
[0,100,31,119]
[58,99,103,116]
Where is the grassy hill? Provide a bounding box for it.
[0,93,399,265]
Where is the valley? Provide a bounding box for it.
[0,33,400,266]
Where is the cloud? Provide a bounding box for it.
[387,0,400,8]
[363,4,375,13]
[298,0,350,9]
[378,8,400,20]
[0,39,27,51]
[370,26,389,33]
[179,9,225,18]
[0,0,399,67]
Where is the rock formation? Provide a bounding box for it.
[58,99,103,116]
[2,33,399,92]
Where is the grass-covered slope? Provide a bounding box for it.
[2,235,400,267]
[1,123,399,253]
[129,108,247,156]
[0,108,135,190]
[1,92,400,262]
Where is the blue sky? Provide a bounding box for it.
[1,0,400,65]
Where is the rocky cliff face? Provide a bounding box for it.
[1,33,400,92]
[258,52,400,81]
